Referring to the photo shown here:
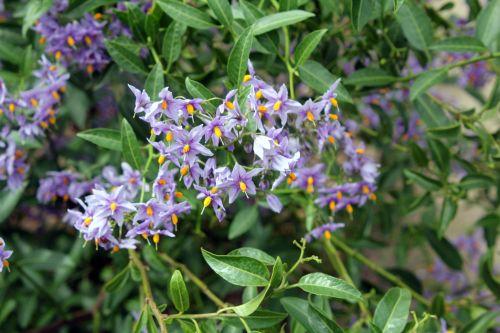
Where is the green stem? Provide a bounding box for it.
[158,252,227,308]
[166,312,238,320]
[329,237,431,307]
[129,250,168,333]
[283,26,295,99]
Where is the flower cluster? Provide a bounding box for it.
[46,61,379,250]
[34,0,118,74]
[0,57,68,190]
[0,237,12,272]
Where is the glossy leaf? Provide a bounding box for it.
[373,288,411,333]
[296,273,363,302]
[396,0,433,50]
[77,128,122,151]
[104,39,147,74]
[169,270,190,312]
[280,297,343,333]
[253,10,315,35]
[157,0,216,30]
[429,36,487,53]
[145,63,164,98]
[294,29,327,66]
[228,247,275,265]
[201,248,270,286]
[228,205,259,239]
[207,0,233,28]
[410,70,446,100]
[298,60,353,103]
[121,119,143,171]
[345,68,397,87]
[227,26,254,87]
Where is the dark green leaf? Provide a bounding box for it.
[227,26,254,87]
[480,251,500,298]
[207,0,233,28]
[429,36,488,53]
[460,310,500,333]
[427,123,461,138]
[422,227,463,270]
[169,270,190,312]
[351,0,378,31]
[121,119,143,171]
[438,197,457,238]
[0,183,27,224]
[296,273,363,302]
[185,77,218,112]
[145,63,164,98]
[229,247,275,265]
[223,310,287,329]
[162,21,187,71]
[253,10,315,35]
[280,297,342,333]
[228,205,259,239]
[373,288,411,333]
[23,0,53,36]
[403,169,442,191]
[396,0,433,50]
[475,0,500,50]
[345,68,397,87]
[201,248,270,286]
[157,0,216,30]
[414,95,451,129]
[77,128,122,151]
[104,265,130,292]
[428,139,450,173]
[410,70,446,100]
[294,29,327,66]
[104,39,147,74]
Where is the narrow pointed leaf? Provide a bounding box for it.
[475,0,500,50]
[345,68,397,87]
[294,29,327,66]
[373,288,411,333]
[227,26,254,87]
[438,197,457,238]
[207,0,233,28]
[162,21,187,70]
[77,128,122,151]
[410,70,446,100]
[170,270,190,312]
[104,39,147,74]
[296,273,363,302]
[396,0,433,50]
[157,0,216,30]
[145,63,164,98]
[253,10,314,35]
[429,36,487,53]
[121,119,143,171]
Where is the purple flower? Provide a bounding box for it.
[295,99,323,127]
[305,223,345,242]
[0,237,13,272]
[295,164,327,194]
[263,84,300,125]
[128,85,151,114]
[321,79,341,114]
[222,164,262,203]
[202,105,234,146]
[86,185,136,226]
[195,184,225,221]
[266,194,283,213]
[167,125,213,166]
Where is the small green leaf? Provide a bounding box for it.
[201,248,270,286]
[373,288,411,333]
[252,10,315,35]
[438,197,457,238]
[428,139,450,174]
[296,273,363,302]
[345,68,397,87]
[475,0,500,51]
[121,119,143,171]
[427,123,461,138]
[229,247,275,265]
[223,310,287,329]
[66,0,118,19]
[104,39,147,74]
[77,128,122,151]
[410,70,446,100]
[162,21,187,71]
[169,270,190,312]
[403,169,442,191]
[479,251,500,299]
[351,0,378,31]
[460,310,500,333]
[298,60,352,103]
[414,95,451,129]
[207,0,233,28]
[294,29,327,66]
[0,183,27,224]
[23,0,53,36]
[396,0,433,50]
[459,174,494,190]
[422,227,463,270]
[280,297,343,333]
[228,205,259,239]
[429,36,488,53]
[145,63,164,98]
[227,26,254,87]
[157,0,216,30]
[105,265,130,292]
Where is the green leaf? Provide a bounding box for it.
[207,0,233,28]
[351,0,378,31]
[228,205,259,239]
[396,0,433,50]
[0,183,27,224]
[121,119,143,171]
[294,29,327,66]
[475,0,500,51]
[104,265,130,292]
[422,227,463,270]
[428,139,450,173]
[480,251,500,298]
[460,310,500,333]
[429,36,488,53]
[162,21,187,71]
[23,0,53,36]
[169,270,190,312]
[77,128,122,151]
[145,63,164,98]
[201,248,269,286]
[66,0,118,18]
[414,95,451,129]
[393,0,406,12]
[104,39,147,74]
[298,60,353,103]
[280,297,342,333]
[157,0,216,30]
[227,26,254,87]
[427,123,461,138]
[229,247,275,265]
[459,174,494,190]
[373,288,411,333]
[345,68,397,87]
[0,41,25,65]
[252,10,314,35]
[61,84,89,129]
[438,197,457,238]
[296,273,363,302]
[280,0,298,11]
[223,310,287,329]
[145,6,163,39]
[185,77,218,112]
[410,70,446,100]
[403,169,442,191]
